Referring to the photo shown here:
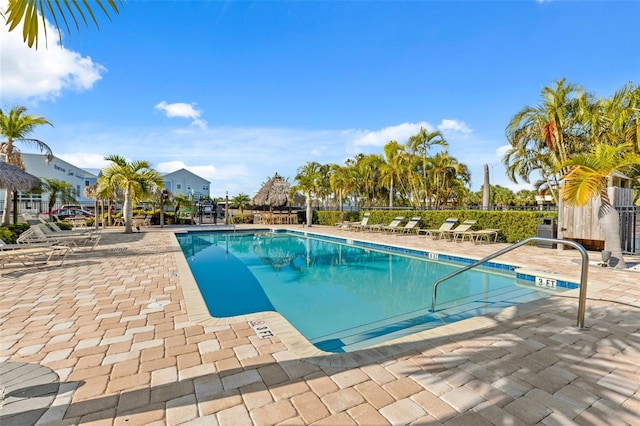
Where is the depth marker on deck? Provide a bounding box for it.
[249,320,275,339]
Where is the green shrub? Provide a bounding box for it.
[0,223,31,243]
[56,221,73,230]
[0,228,14,243]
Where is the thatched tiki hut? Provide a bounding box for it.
[0,158,41,224]
[252,173,291,209]
[252,173,294,224]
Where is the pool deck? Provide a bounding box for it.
[1,224,639,425]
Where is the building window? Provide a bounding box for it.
[176,184,182,190]
[203,185,209,191]
[187,185,192,191]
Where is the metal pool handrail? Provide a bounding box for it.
[430,237,590,329]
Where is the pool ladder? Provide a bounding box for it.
[430,237,589,329]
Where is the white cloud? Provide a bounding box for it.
[350,122,433,150]
[154,101,207,129]
[438,119,472,134]
[57,153,110,170]
[496,144,512,157]
[0,2,106,102]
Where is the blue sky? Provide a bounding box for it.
[1,0,638,198]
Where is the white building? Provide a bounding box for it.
[162,168,210,200]
[1,155,211,213]
[9,153,98,211]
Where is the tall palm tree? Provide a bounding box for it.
[427,151,470,208]
[293,162,323,227]
[355,154,384,207]
[328,164,351,211]
[99,155,164,234]
[0,106,53,225]
[379,140,404,208]
[406,127,447,207]
[504,78,586,202]
[559,143,640,269]
[41,177,76,217]
[3,0,121,49]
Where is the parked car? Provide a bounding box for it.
[47,208,95,221]
[60,204,95,213]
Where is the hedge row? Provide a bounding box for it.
[317,210,557,243]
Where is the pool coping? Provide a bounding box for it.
[171,227,598,367]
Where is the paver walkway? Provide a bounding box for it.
[0,225,638,425]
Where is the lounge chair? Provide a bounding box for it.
[348,213,372,231]
[417,218,458,238]
[17,223,101,250]
[388,217,421,234]
[0,239,70,267]
[461,228,501,244]
[366,216,404,233]
[440,220,477,241]
[336,214,364,230]
[34,214,95,235]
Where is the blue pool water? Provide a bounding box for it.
[177,230,575,352]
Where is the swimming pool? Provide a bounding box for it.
[177,230,576,352]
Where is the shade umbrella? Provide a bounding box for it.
[252,173,291,207]
[0,159,41,191]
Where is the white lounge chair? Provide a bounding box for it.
[0,239,70,267]
[389,217,421,234]
[417,218,458,238]
[367,216,404,233]
[348,213,372,231]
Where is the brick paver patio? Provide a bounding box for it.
[1,224,639,425]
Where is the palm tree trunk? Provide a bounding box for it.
[124,186,134,233]
[305,192,312,227]
[12,191,18,224]
[1,189,11,225]
[599,204,626,269]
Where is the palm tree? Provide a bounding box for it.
[3,0,121,49]
[293,162,323,227]
[231,193,251,217]
[379,140,404,208]
[329,164,352,212]
[41,178,76,217]
[0,106,53,225]
[407,127,448,207]
[172,193,192,222]
[427,151,470,208]
[99,155,164,234]
[504,79,586,203]
[559,143,640,269]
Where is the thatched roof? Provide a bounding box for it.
[0,160,41,191]
[252,173,291,207]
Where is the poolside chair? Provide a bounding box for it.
[34,214,95,235]
[18,223,101,251]
[366,216,404,233]
[440,220,477,241]
[349,213,371,231]
[417,218,458,239]
[466,229,501,244]
[388,217,422,234]
[0,239,70,267]
[27,214,100,239]
[336,214,362,230]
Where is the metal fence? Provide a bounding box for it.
[618,206,639,254]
